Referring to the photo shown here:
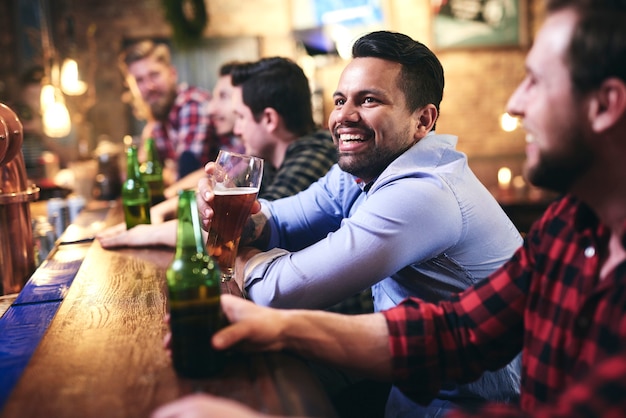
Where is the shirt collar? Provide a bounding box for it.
[355,178,374,193]
[570,194,626,249]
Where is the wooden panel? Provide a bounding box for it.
[1,234,337,417]
[0,294,16,318]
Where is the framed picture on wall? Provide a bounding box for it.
[432,0,528,49]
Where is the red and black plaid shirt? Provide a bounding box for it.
[151,84,213,166]
[384,194,626,416]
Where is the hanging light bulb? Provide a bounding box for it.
[43,101,72,138]
[40,83,56,111]
[41,87,72,138]
[60,58,87,96]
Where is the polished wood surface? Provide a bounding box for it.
[1,202,337,418]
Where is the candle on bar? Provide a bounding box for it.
[498,167,512,190]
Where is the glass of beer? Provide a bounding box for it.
[206,150,263,282]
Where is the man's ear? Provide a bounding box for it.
[263,107,281,132]
[589,77,626,133]
[413,104,438,139]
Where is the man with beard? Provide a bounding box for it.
[159,61,247,198]
[198,31,523,416]
[156,1,626,417]
[140,61,248,224]
[120,40,233,186]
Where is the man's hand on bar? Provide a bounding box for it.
[96,221,178,248]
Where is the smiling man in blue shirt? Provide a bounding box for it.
[199,30,523,416]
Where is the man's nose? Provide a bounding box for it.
[505,80,528,118]
[335,102,360,124]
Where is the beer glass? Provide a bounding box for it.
[206,150,263,282]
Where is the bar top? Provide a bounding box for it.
[0,201,337,417]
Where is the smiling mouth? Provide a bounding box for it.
[338,134,367,143]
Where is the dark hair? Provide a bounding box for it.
[218,61,245,77]
[545,1,626,95]
[231,57,315,136]
[351,31,444,117]
[119,40,171,74]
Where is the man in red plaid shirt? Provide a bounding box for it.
[120,40,230,186]
[152,0,626,417]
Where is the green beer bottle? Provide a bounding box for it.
[139,137,165,206]
[166,189,224,378]
[121,145,151,229]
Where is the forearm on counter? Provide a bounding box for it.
[281,309,393,381]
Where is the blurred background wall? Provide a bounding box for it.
[0,0,547,192]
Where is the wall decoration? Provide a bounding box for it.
[432,0,528,49]
[161,0,208,47]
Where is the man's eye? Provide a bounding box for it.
[334,98,345,106]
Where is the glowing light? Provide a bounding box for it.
[512,175,526,189]
[498,167,512,189]
[42,101,71,138]
[60,58,87,96]
[40,84,56,111]
[500,112,519,132]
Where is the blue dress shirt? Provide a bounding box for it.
[243,132,523,416]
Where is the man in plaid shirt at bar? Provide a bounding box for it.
[151,0,626,417]
[120,40,230,185]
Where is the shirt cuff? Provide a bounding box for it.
[242,247,289,296]
[259,200,280,249]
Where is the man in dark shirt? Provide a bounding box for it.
[228,57,337,200]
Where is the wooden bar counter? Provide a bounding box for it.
[0,201,337,418]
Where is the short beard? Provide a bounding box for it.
[149,88,177,121]
[525,137,592,194]
[338,147,405,182]
[335,124,413,182]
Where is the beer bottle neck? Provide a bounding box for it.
[174,190,206,258]
[126,146,142,180]
[144,138,163,174]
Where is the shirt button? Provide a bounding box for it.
[584,246,595,258]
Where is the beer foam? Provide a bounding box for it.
[213,186,259,195]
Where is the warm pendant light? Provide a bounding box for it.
[60,58,87,96]
[38,0,73,138]
[41,85,72,138]
[40,83,56,111]
[42,101,72,138]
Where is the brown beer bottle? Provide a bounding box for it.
[139,137,165,206]
[166,189,224,378]
[121,145,151,229]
